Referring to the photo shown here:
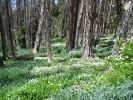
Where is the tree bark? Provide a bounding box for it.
[33,0,45,53]
[25,0,32,49]
[82,0,96,58]
[3,0,16,60]
[66,0,75,50]
[16,0,26,48]
[75,0,84,47]
[45,0,52,62]
[72,0,80,48]
[0,0,8,61]
[58,0,68,37]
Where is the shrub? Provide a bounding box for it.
[120,41,133,61]
[101,56,133,84]
[101,41,133,84]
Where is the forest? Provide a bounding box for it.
[0,0,133,99]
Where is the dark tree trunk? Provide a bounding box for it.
[66,0,75,50]
[16,0,26,48]
[3,0,16,59]
[75,0,84,47]
[72,0,80,48]
[0,0,8,61]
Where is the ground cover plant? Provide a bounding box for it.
[53,80,133,100]
[1,0,133,99]
[0,57,108,99]
[0,36,133,100]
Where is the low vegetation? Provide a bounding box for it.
[0,35,133,100]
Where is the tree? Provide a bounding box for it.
[33,0,52,62]
[57,0,68,37]
[66,0,79,50]
[82,0,97,58]
[3,0,16,59]
[33,0,45,53]
[81,0,104,59]
[45,0,52,62]
[75,0,84,47]
[66,0,75,50]
[112,1,133,56]
[16,0,26,48]
[0,0,8,61]
[73,0,80,48]
[16,0,38,49]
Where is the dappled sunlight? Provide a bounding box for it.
[52,43,65,47]
[30,66,55,76]
[91,62,105,66]
[1,0,133,99]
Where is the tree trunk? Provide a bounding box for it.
[3,0,16,60]
[72,0,80,48]
[75,0,84,47]
[0,0,8,61]
[82,16,93,58]
[82,0,96,59]
[25,0,32,49]
[66,0,75,50]
[16,0,26,48]
[33,0,45,53]
[45,0,52,62]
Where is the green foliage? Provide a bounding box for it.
[101,41,133,84]
[52,46,63,54]
[52,37,65,43]
[0,56,107,99]
[94,48,111,58]
[52,44,69,57]
[33,47,47,57]
[70,51,82,58]
[53,80,133,100]
[3,58,14,68]
[89,80,133,100]
[16,46,33,56]
[6,78,60,100]
[53,88,89,100]
[93,35,114,58]
[2,34,133,100]
[25,50,33,56]
[120,41,133,61]
[53,58,67,63]
[33,53,46,57]
[117,38,124,48]
[16,20,26,48]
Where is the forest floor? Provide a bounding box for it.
[0,36,133,100]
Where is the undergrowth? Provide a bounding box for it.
[0,36,132,99]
